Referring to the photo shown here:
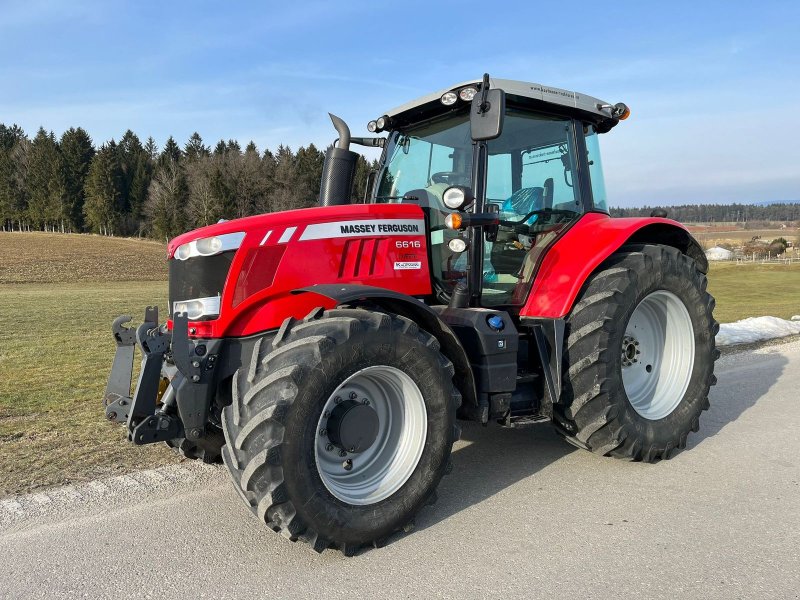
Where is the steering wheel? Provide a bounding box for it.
[430,171,466,185]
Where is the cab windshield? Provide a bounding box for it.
[375,109,585,307]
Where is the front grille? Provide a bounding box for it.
[168,251,235,316]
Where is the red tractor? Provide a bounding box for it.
[104,75,718,554]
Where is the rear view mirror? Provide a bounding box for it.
[470,88,505,141]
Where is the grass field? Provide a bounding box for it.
[688,227,799,249]
[0,233,178,496]
[0,231,798,497]
[706,261,800,323]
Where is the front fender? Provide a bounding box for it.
[297,284,479,415]
[520,213,705,319]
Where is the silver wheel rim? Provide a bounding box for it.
[621,290,695,420]
[314,365,427,505]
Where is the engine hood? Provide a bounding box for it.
[167,204,424,259]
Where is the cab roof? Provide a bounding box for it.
[384,77,622,132]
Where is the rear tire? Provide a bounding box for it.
[556,244,718,462]
[221,307,461,554]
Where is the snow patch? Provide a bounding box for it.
[717,316,800,346]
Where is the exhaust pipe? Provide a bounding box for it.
[319,113,359,206]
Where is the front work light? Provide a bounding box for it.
[173,295,221,320]
[459,87,478,101]
[440,91,458,106]
[173,232,245,261]
[367,120,378,132]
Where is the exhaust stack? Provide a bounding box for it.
[319,113,359,206]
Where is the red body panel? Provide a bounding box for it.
[519,213,690,319]
[168,204,431,338]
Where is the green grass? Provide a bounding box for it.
[706,261,800,323]
[0,281,180,496]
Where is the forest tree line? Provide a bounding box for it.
[0,124,375,239]
[2,121,798,240]
[610,203,800,224]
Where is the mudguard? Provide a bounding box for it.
[297,284,479,415]
[521,213,706,319]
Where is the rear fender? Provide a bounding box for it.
[297,284,478,415]
[521,213,706,319]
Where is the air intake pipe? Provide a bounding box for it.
[319,113,359,206]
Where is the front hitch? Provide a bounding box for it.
[103,306,184,444]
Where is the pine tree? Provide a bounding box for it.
[60,127,95,231]
[144,137,158,162]
[160,136,182,166]
[117,130,152,233]
[352,155,373,203]
[26,128,66,230]
[295,144,325,204]
[185,132,209,162]
[0,124,29,230]
[84,143,122,235]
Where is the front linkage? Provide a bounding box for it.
[103,307,222,446]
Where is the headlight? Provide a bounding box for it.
[173,296,221,320]
[459,86,478,101]
[442,185,475,210]
[173,232,245,261]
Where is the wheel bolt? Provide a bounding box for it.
[343,459,353,471]
[319,429,327,437]
[334,396,342,404]
[363,399,370,406]
[349,392,357,400]
[326,443,334,451]
[339,449,347,457]
[323,411,330,418]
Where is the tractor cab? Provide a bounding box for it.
[365,76,627,308]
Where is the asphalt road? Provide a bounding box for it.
[2,340,799,599]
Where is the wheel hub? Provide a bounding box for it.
[621,335,640,367]
[621,290,696,420]
[314,365,428,505]
[324,399,379,453]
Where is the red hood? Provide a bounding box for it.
[167,204,424,258]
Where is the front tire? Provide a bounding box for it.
[221,308,460,554]
[556,244,718,462]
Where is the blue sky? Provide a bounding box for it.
[1,0,798,207]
